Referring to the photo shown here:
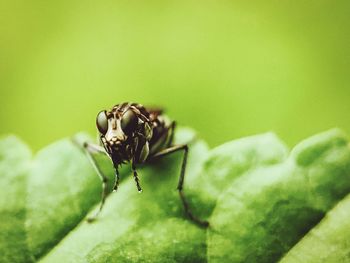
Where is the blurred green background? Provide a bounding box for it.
[1,0,349,151]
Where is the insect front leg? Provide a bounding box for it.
[131,159,142,192]
[81,142,112,222]
[149,144,209,228]
[112,167,120,192]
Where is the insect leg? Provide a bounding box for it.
[165,121,176,148]
[81,142,110,223]
[112,167,120,192]
[131,160,142,192]
[149,145,209,227]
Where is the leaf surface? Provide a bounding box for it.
[1,128,350,262]
[0,136,32,263]
[280,192,350,262]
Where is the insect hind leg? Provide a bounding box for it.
[149,144,209,228]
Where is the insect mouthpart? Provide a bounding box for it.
[108,137,122,146]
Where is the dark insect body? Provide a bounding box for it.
[82,102,208,227]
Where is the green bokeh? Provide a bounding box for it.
[1,0,349,150]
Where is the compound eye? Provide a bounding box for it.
[96,110,108,134]
[121,109,138,134]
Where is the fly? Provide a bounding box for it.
[81,102,209,227]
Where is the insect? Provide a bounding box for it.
[82,102,209,227]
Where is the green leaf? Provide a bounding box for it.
[0,136,32,263]
[25,134,105,259]
[25,133,132,260]
[207,129,350,262]
[1,128,350,262]
[40,128,210,263]
[280,193,350,262]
